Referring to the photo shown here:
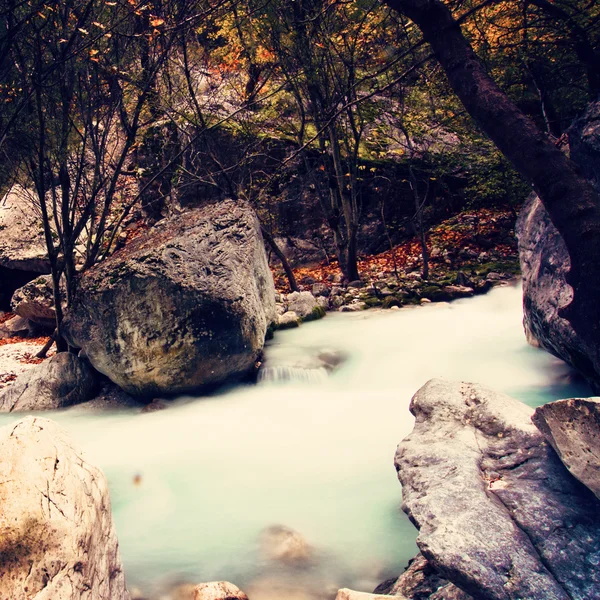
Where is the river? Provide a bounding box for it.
[0,282,590,599]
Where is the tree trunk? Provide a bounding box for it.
[261,227,299,292]
[383,0,600,378]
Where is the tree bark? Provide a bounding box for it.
[261,227,300,292]
[382,0,600,379]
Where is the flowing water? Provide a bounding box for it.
[0,282,591,598]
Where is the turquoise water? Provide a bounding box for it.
[0,282,589,598]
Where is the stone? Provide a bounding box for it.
[516,193,594,386]
[312,282,330,297]
[316,296,329,311]
[335,590,397,600]
[533,397,600,500]
[278,311,301,330]
[10,273,58,327]
[331,296,344,308]
[0,352,98,412]
[63,200,276,397]
[396,378,600,600]
[347,280,365,288]
[340,301,366,312]
[380,554,471,600]
[442,285,474,299]
[192,582,248,600]
[0,417,129,599]
[0,185,50,272]
[0,314,30,338]
[260,524,311,565]
[286,291,317,319]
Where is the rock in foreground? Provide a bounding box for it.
[0,417,129,599]
[0,352,97,412]
[193,581,248,600]
[395,378,600,600]
[63,200,276,397]
[533,397,600,501]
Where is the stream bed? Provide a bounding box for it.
[0,282,591,598]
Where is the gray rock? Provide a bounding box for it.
[286,291,318,319]
[382,554,470,600]
[0,352,98,411]
[10,273,58,326]
[316,296,329,311]
[396,378,600,600]
[0,314,30,338]
[533,397,600,500]
[516,194,594,384]
[63,200,276,397]
[0,185,50,272]
[0,416,129,599]
[442,285,474,298]
[192,582,248,600]
[312,282,330,297]
[278,311,301,329]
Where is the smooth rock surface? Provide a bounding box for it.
[396,378,600,600]
[192,581,248,600]
[533,397,600,500]
[63,200,276,397]
[0,417,129,599]
[0,352,97,411]
[278,310,300,329]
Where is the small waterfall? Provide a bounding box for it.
[258,365,329,384]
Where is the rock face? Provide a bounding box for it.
[533,397,600,500]
[0,185,50,272]
[396,378,600,600]
[569,100,600,189]
[63,200,276,397]
[0,352,98,412]
[515,193,598,385]
[0,416,129,599]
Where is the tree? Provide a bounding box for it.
[382,0,600,382]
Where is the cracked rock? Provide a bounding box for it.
[395,378,600,600]
[0,416,130,599]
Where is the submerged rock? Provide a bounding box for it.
[533,397,600,500]
[396,378,600,600]
[0,352,97,412]
[63,200,276,397]
[0,417,129,599]
[260,524,312,566]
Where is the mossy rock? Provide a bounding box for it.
[382,296,402,309]
[364,297,383,308]
[420,286,451,302]
[302,305,327,323]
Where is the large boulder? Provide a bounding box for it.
[192,582,248,600]
[63,200,276,397]
[395,378,600,600]
[0,352,98,412]
[515,193,599,386]
[533,397,600,501]
[0,416,129,599]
